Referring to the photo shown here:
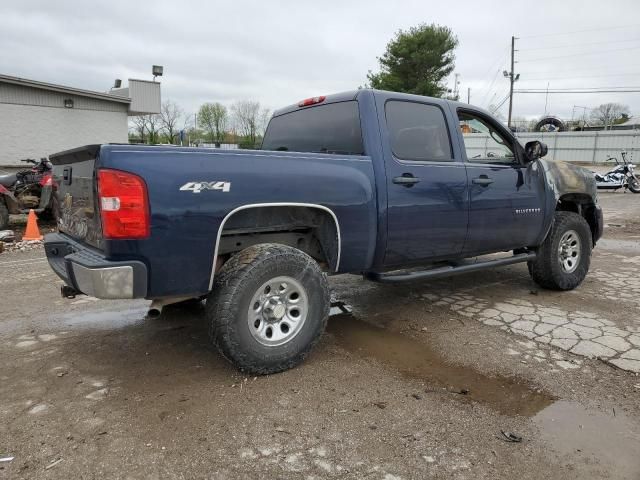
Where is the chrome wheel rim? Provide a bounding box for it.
[247,276,308,347]
[558,230,581,273]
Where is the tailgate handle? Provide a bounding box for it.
[63,167,72,185]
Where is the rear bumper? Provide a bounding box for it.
[44,232,147,299]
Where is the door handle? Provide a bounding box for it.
[472,175,493,186]
[393,175,421,187]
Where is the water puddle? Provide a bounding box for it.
[534,401,640,478]
[56,306,150,330]
[328,314,554,416]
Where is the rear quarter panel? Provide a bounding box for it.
[98,145,376,298]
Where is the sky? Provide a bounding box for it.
[2,0,640,124]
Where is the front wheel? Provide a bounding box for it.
[528,211,592,290]
[628,174,640,193]
[206,243,330,375]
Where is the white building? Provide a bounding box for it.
[0,74,160,169]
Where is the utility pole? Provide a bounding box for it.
[467,87,471,104]
[452,73,461,101]
[504,36,520,129]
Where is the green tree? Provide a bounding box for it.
[366,24,458,97]
[198,102,228,143]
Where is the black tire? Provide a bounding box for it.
[528,211,592,290]
[0,200,9,231]
[629,175,640,193]
[206,243,330,375]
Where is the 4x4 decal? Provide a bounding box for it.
[179,181,231,193]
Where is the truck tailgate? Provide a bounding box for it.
[49,145,103,249]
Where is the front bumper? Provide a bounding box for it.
[44,233,147,299]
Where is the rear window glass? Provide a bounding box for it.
[385,101,453,161]
[262,101,364,155]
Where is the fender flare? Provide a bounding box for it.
[208,202,341,290]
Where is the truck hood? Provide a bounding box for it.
[538,159,597,202]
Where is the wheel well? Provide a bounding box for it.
[217,206,340,271]
[556,194,598,244]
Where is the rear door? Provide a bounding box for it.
[453,108,546,255]
[377,96,469,266]
[49,145,103,249]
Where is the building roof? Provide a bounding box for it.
[616,116,640,127]
[0,73,131,104]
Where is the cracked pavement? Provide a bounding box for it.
[427,293,640,372]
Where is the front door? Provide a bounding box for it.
[454,108,546,255]
[381,98,469,266]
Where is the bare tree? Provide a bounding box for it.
[590,103,630,130]
[160,100,184,144]
[231,100,270,147]
[146,114,162,144]
[130,115,148,143]
[198,102,228,143]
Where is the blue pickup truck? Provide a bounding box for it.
[44,89,603,374]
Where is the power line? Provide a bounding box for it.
[519,24,640,39]
[514,85,640,90]
[491,93,511,111]
[478,47,511,105]
[515,89,640,94]
[520,45,640,62]
[481,67,505,106]
[518,37,640,51]
[518,72,640,81]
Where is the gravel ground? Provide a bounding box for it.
[0,192,639,479]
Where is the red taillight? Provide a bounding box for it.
[298,95,326,107]
[98,169,150,239]
[40,173,52,187]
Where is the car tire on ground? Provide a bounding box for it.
[0,201,9,231]
[528,211,592,290]
[206,243,330,375]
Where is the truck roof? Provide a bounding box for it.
[272,88,494,119]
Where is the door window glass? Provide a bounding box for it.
[458,112,516,164]
[385,101,453,161]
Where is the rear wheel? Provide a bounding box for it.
[206,243,330,374]
[528,211,592,290]
[0,200,9,230]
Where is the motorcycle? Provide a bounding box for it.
[594,152,640,193]
[0,157,55,230]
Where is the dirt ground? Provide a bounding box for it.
[1,192,639,479]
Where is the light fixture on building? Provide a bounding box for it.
[64,98,74,108]
[152,65,163,81]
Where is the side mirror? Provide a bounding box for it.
[525,141,548,161]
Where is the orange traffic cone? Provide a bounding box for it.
[23,209,43,241]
